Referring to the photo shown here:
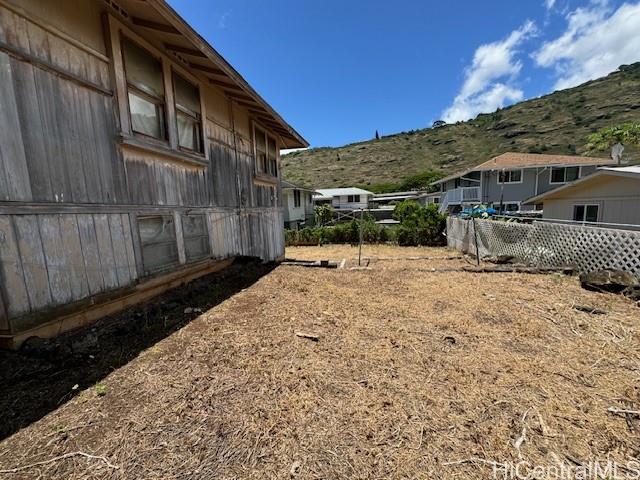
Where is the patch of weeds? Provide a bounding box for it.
[95,384,107,397]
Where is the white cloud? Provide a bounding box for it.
[442,21,536,123]
[545,0,556,10]
[534,1,640,90]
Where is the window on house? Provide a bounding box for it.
[293,189,301,208]
[267,136,277,176]
[122,39,166,140]
[138,215,178,273]
[498,170,522,184]
[182,214,210,262]
[173,73,202,152]
[551,166,580,184]
[254,125,278,177]
[573,204,599,223]
[347,194,361,203]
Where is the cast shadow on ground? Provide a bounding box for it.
[0,258,275,441]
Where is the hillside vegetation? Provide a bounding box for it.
[282,63,640,191]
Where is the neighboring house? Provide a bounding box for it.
[371,191,422,206]
[432,153,616,214]
[523,166,640,225]
[0,0,306,348]
[282,180,315,229]
[314,188,373,210]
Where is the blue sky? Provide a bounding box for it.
[169,0,640,148]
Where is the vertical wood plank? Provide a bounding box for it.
[13,215,53,310]
[108,214,131,287]
[33,67,72,202]
[58,80,89,203]
[38,215,73,304]
[0,286,7,331]
[0,215,30,317]
[0,52,32,201]
[76,88,104,202]
[76,214,105,295]
[59,215,90,300]
[128,213,145,279]
[174,211,186,265]
[120,213,138,281]
[11,60,53,201]
[93,214,118,289]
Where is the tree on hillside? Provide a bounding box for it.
[375,130,380,140]
[586,123,640,161]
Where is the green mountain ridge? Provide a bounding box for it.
[282,63,640,190]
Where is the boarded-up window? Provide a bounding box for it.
[173,73,202,152]
[122,39,166,140]
[182,214,210,262]
[138,215,178,273]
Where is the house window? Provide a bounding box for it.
[254,125,278,177]
[173,73,202,152]
[293,189,301,208]
[347,195,361,203]
[138,215,178,273]
[122,39,166,140]
[182,214,210,262]
[573,204,599,223]
[551,166,580,184]
[497,170,522,184]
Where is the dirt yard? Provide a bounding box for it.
[1,245,639,479]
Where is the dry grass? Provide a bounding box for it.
[1,246,639,479]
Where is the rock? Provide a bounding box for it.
[184,307,194,314]
[70,332,98,354]
[580,269,639,294]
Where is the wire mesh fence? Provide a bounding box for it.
[447,216,640,278]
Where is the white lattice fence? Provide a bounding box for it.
[447,217,640,278]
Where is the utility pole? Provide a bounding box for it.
[358,208,364,266]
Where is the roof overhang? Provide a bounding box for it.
[115,0,308,149]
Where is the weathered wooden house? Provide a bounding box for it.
[0,0,307,348]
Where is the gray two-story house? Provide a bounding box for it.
[432,153,616,214]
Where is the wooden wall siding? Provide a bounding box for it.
[0,213,139,331]
[0,3,111,91]
[123,153,209,206]
[0,55,125,204]
[0,3,290,336]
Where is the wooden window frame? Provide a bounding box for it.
[137,214,180,274]
[121,37,167,143]
[497,169,523,185]
[105,14,208,163]
[293,189,301,208]
[172,71,204,155]
[252,121,279,182]
[181,214,210,263]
